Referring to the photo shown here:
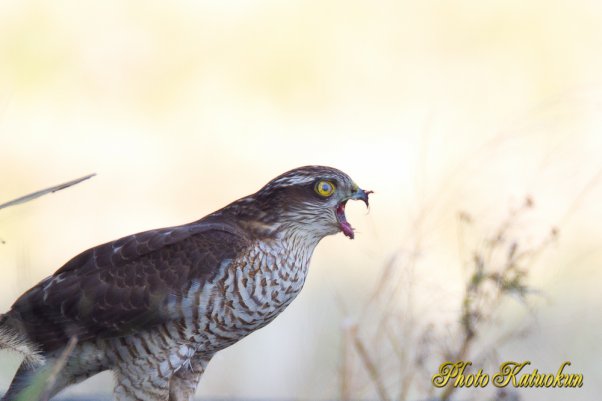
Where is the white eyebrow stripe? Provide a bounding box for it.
[269,175,315,187]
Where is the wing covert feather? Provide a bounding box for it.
[9,219,250,351]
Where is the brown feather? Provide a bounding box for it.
[8,217,250,352]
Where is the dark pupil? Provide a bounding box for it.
[321,183,330,192]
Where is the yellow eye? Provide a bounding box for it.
[315,180,335,197]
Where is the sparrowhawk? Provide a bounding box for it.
[0,165,371,401]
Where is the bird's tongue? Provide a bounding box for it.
[336,201,355,239]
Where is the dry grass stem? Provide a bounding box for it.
[39,336,79,401]
[339,195,558,401]
[0,174,96,211]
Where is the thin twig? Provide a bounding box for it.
[351,328,391,401]
[0,173,96,211]
[38,336,78,401]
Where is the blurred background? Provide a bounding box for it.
[0,0,601,400]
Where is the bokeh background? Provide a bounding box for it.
[1,0,601,400]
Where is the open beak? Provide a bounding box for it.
[336,187,373,240]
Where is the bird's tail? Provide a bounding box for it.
[0,313,44,367]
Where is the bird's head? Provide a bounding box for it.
[226,166,372,241]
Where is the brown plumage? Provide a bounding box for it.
[0,166,371,401]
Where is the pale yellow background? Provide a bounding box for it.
[0,1,601,400]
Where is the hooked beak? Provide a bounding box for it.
[350,187,373,208]
[336,187,373,240]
